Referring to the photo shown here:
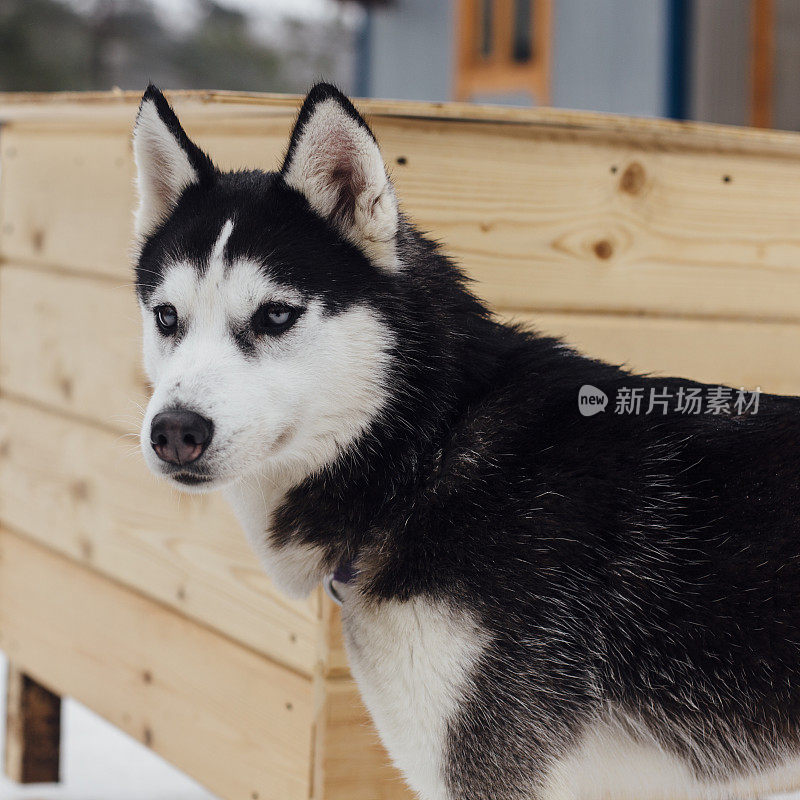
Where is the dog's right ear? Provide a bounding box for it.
[132,85,214,240]
[281,83,399,271]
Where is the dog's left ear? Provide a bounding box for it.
[133,85,215,241]
[281,83,399,271]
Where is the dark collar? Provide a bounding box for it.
[323,559,357,605]
[333,560,357,584]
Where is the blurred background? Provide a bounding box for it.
[0,0,797,129]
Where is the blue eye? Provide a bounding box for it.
[155,304,178,334]
[268,309,291,325]
[251,303,302,336]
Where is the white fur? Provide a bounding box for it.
[132,98,199,241]
[341,595,489,800]
[542,712,800,800]
[223,474,329,599]
[283,98,400,271]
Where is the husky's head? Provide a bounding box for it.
[133,84,402,493]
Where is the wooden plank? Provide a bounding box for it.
[0,398,319,676]
[0,130,134,278]
[4,89,800,154]
[0,529,314,800]
[313,678,412,800]
[319,596,350,679]
[4,666,61,784]
[380,120,800,322]
[506,310,800,395]
[5,112,800,322]
[0,264,148,428]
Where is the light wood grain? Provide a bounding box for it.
[0,397,319,676]
[0,529,314,800]
[313,678,413,800]
[0,129,135,277]
[3,89,800,157]
[0,264,148,428]
[4,107,800,322]
[318,596,350,679]
[505,310,800,395]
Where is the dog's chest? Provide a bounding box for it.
[341,594,487,800]
[223,478,330,598]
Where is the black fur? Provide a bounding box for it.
[137,84,216,183]
[136,85,800,799]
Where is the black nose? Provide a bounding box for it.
[150,409,213,466]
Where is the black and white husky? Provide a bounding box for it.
[133,83,800,800]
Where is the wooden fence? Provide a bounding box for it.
[2,90,800,799]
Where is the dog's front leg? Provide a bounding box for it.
[340,593,492,800]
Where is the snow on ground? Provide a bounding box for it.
[0,654,217,800]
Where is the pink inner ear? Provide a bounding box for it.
[149,148,180,208]
[137,131,189,216]
[282,97,397,262]
[329,155,367,227]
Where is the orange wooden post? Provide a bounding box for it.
[454,0,479,101]
[533,0,552,104]
[750,0,774,128]
[454,0,552,104]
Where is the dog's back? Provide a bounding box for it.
[338,319,800,799]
